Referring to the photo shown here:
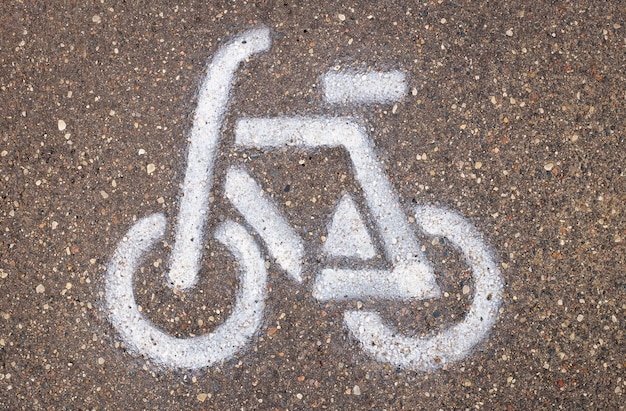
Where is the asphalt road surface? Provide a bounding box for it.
[1,1,625,410]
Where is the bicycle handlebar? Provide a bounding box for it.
[168,28,271,290]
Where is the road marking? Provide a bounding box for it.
[225,166,303,282]
[235,116,441,300]
[313,261,441,301]
[234,117,420,262]
[106,216,267,369]
[106,28,273,369]
[344,206,503,370]
[106,25,504,371]
[322,70,407,104]
[324,194,376,259]
[168,28,271,290]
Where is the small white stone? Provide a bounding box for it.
[92,15,101,23]
[506,28,514,37]
[100,190,109,199]
[57,120,66,131]
[146,163,156,174]
[36,284,45,294]
[352,385,361,395]
[338,13,346,21]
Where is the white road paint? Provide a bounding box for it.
[235,116,441,301]
[106,216,267,369]
[324,194,375,259]
[323,70,407,104]
[106,25,504,372]
[344,206,503,371]
[225,166,303,282]
[313,261,442,301]
[168,28,271,290]
[105,28,272,369]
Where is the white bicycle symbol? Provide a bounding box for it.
[105,27,503,371]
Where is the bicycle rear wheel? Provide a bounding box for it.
[344,205,503,371]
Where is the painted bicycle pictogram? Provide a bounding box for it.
[105,27,503,371]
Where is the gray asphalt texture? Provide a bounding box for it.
[1,1,625,410]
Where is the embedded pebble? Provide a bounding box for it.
[36,284,45,294]
[57,120,66,131]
